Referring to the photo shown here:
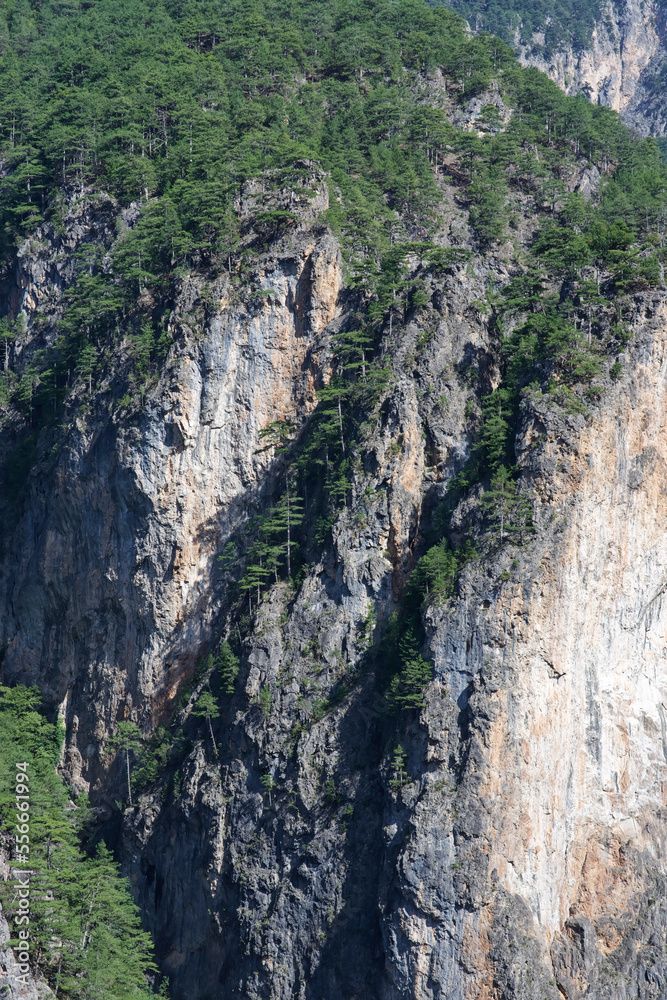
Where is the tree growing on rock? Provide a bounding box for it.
[192,689,220,757]
[216,640,240,695]
[107,721,143,807]
[389,744,408,790]
[481,465,533,544]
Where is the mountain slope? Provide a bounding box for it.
[2,2,667,998]
[450,0,667,136]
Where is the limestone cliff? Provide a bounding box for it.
[0,167,342,781]
[2,154,667,1000]
[390,296,667,999]
[513,0,667,136]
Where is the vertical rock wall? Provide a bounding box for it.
[515,0,667,135]
[3,182,667,998]
[384,297,667,998]
[0,198,342,785]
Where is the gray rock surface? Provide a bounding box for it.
[2,165,667,1000]
[0,904,53,1000]
[513,0,667,136]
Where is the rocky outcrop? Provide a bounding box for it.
[0,175,342,785]
[4,158,667,1000]
[108,270,667,1000]
[515,0,667,135]
[0,839,53,999]
[114,254,500,999]
[0,907,53,1000]
[385,293,667,998]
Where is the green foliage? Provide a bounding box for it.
[0,0,485,274]
[480,464,534,544]
[408,542,459,603]
[216,640,240,695]
[192,689,220,756]
[478,387,516,472]
[2,0,666,535]
[3,0,665,728]
[388,650,433,711]
[218,541,238,573]
[448,0,602,56]
[259,685,273,720]
[238,484,305,605]
[107,721,143,806]
[360,603,376,651]
[30,842,158,1000]
[107,720,143,756]
[532,222,592,275]
[377,537,473,712]
[0,315,21,371]
[132,727,172,794]
[389,744,408,790]
[261,773,277,804]
[0,686,158,999]
[312,698,330,721]
[128,323,156,382]
[257,418,297,456]
[192,689,220,722]
[467,165,507,246]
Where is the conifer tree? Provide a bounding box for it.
[268,480,304,578]
[216,640,240,695]
[389,745,408,790]
[192,690,220,757]
[107,722,143,808]
[388,653,433,711]
[481,465,533,544]
[0,686,160,999]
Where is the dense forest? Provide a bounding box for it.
[2,0,667,995]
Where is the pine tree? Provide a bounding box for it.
[216,641,240,695]
[76,343,97,395]
[261,773,277,805]
[389,744,408,790]
[331,328,374,383]
[107,722,143,807]
[0,316,19,370]
[268,479,304,578]
[0,686,160,999]
[479,387,514,471]
[128,322,155,382]
[192,690,220,757]
[481,465,533,544]
[388,654,433,711]
[316,375,349,457]
[55,843,158,1000]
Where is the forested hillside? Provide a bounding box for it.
[446,0,602,53]
[2,0,666,504]
[2,1,667,998]
[448,0,667,140]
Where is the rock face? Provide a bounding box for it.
[515,0,667,135]
[0,172,342,780]
[0,907,53,1000]
[3,173,667,999]
[115,274,667,1000]
[388,295,667,999]
[0,839,53,999]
